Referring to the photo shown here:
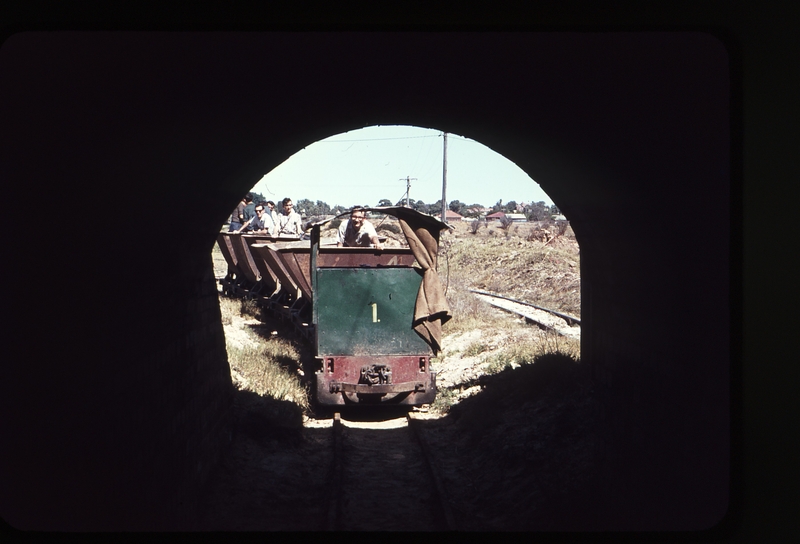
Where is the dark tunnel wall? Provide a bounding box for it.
[1,32,730,530]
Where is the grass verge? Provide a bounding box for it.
[218,295,311,413]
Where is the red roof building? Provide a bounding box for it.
[435,209,464,221]
[485,211,506,221]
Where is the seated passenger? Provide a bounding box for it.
[337,207,384,250]
[240,203,270,234]
[252,201,276,235]
[266,200,280,228]
[276,197,303,236]
[228,194,249,232]
[242,194,256,225]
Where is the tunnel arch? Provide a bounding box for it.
[241,123,567,222]
[3,32,730,530]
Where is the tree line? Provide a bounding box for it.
[251,192,561,221]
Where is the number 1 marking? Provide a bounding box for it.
[371,302,380,323]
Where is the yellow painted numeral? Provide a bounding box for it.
[371,302,380,323]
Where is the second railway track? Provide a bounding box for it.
[326,412,456,531]
[469,289,581,340]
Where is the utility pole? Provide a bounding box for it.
[441,132,448,224]
[401,176,416,207]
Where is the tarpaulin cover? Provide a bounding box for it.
[396,214,452,354]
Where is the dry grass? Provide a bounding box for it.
[226,344,309,410]
[218,295,310,412]
[462,341,489,357]
[218,295,235,326]
[429,220,582,415]
[442,279,509,334]
[211,238,229,279]
[430,386,460,414]
[430,328,581,415]
[439,221,580,317]
[482,331,581,375]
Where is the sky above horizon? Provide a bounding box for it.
[250,125,554,211]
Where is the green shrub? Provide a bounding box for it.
[240,298,261,319]
[463,341,489,357]
[376,222,401,235]
[430,386,459,415]
[468,219,485,234]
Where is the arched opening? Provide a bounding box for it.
[215,127,581,384]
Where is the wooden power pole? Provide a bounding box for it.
[401,176,416,207]
[441,132,448,224]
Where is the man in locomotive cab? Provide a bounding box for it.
[277,197,303,236]
[337,206,384,250]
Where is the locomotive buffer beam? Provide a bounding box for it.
[329,381,426,394]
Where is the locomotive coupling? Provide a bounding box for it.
[360,363,392,385]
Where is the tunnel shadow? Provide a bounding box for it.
[233,389,305,445]
[417,353,603,531]
[196,386,332,531]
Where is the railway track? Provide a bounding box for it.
[325,411,457,531]
[469,289,581,339]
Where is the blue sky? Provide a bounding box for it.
[251,125,554,210]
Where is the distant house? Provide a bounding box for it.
[465,206,488,217]
[552,214,567,221]
[485,211,527,222]
[435,209,464,222]
[485,211,506,222]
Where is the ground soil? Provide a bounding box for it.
[201,227,601,532]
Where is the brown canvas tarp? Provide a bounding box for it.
[395,213,452,355]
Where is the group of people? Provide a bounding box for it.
[229,194,303,237]
[229,194,383,249]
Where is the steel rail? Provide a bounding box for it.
[326,413,343,531]
[468,289,581,326]
[324,412,456,531]
[407,413,458,531]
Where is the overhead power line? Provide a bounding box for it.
[317,135,440,143]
